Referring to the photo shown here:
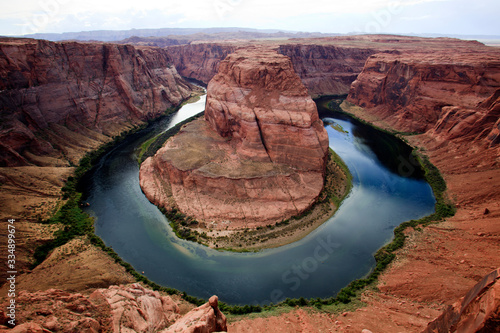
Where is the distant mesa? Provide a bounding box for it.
[139,47,329,229]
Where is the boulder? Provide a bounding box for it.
[164,295,227,333]
[422,268,500,332]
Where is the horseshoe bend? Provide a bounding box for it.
[139,47,332,231]
[0,33,500,333]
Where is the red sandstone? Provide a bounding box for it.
[140,47,329,227]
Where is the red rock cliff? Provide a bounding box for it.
[347,49,500,149]
[0,38,195,167]
[164,36,482,99]
[204,47,329,172]
[277,44,376,97]
[166,43,236,85]
[167,42,374,97]
[140,48,329,228]
[0,283,226,333]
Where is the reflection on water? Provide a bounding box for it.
[83,96,435,305]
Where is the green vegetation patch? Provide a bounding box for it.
[32,126,145,267]
[329,122,349,134]
[137,112,204,163]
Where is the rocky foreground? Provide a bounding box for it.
[1,283,227,333]
[140,47,329,228]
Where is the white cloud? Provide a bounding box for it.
[0,0,497,36]
[400,15,433,21]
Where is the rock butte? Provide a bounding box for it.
[140,47,329,228]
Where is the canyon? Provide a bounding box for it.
[228,38,500,332]
[0,34,499,332]
[140,47,329,228]
[165,35,484,97]
[0,38,198,221]
[0,37,200,308]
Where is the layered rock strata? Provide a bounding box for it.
[423,268,500,333]
[277,44,376,97]
[166,43,236,85]
[140,48,329,228]
[347,49,500,149]
[0,284,227,333]
[0,37,196,281]
[0,38,194,167]
[165,36,484,97]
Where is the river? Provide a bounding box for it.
[82,95,435,305]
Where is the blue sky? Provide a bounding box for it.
[1,0,499,36]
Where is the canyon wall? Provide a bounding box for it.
[277,44,376,97]
[0,38,195,168]
[0,38,197,282]
[166,43,236,85]
[347,49,500,149]
[140,47,329,228]
[166,41,375,96]
[165,36,483,99]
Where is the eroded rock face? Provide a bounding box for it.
[166,296,227,333]
[423,268,500,333]
[204,47,329,172]
[167,43,236,85]
[167,42,374,97]
[347,49,500,149]
[140,48,329,228]
[0,284,227,333]
[165,36,483,99]
[0,288,113,332]
[0,38,194,167]
[91,284,181,332]
[277,44,377,97]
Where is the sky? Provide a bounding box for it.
[0,0,499,36]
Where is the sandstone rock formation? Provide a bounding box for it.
[423,268,500,333]
[165,36,484,98]
[166,296,227,333]
[4,35,500,333]
[277,43,376,97]
[204,47,328,172]
[0,37,198,282]
[91,284,181,332]
[140,47,329,228]
[0,284,227,333]
[0,38,194,167]
[167,43,236,85]
[347,48,500,149]
[166,42,374,97]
